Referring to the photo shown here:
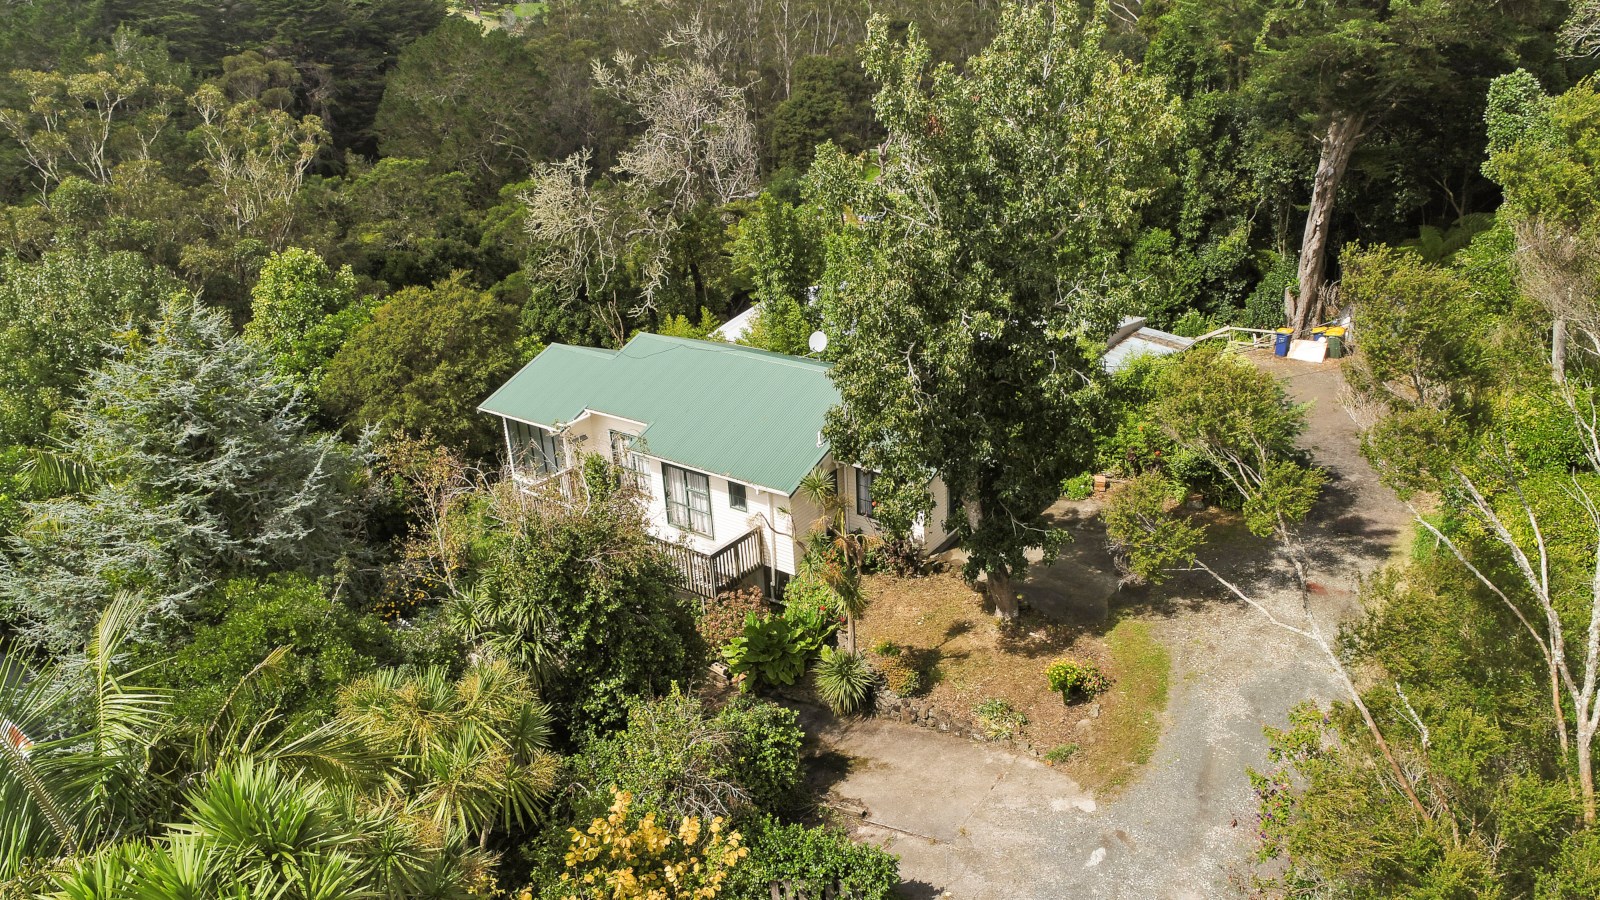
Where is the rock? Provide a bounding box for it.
[938,720,950,732]
[1075,719,1093,735]
[1089,702,1102,719]
[900,707,914,724]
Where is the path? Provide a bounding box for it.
[809,353,1410,898]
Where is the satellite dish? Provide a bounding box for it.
[807,331,829,354]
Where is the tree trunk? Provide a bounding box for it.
[1580,728,1596,825]
[1347,676,1430,820]
[1554,317,1569,384]
[987,563,1018,620]
[1290,111,1367,336]
[844,614,857,655]
[1553,657,1571,756]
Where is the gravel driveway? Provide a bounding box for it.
[811,353,1410,898]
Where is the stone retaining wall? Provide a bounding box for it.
[872,689,1050,758]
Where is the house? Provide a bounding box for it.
[710,304,760,342]
[1102,315,1195,373]
[478,333,956,599]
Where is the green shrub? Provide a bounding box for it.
[974,698,1027,740]
[1537,828,1600,899]
[715,696,806,814]
[1062,471,1094,501]
[1044,743,1080,765]
[1242,251,1295,330]
[723,613,823,690]
[873,651,925,697]
[781,560,842,642]
[725,818,899,900]
[566,687,803,823]
[870,639,900,657]
[454,489,706,737]
[1170,308,1221,338]
[159,574,392,732]
[1045,658,1110,702]
[813,647,875,715]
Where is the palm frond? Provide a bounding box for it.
[0,735,79,856]
[83,595,169,780]
[249,719,391,791]
[192,646,293,769]
[19,448,100,497]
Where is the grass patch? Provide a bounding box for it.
[1044,743,1079,765]
[1075,618,1170,791]
[854,572,1173,791]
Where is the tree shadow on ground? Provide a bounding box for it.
[993,615,1082,659]
[1024,467,1397,641]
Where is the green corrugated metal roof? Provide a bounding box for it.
[479,333,836,495]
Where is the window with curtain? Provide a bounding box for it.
[664,464,713,536]
[509,420,562,475]
[856,467,876,518]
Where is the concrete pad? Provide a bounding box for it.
[817,717,1080,844]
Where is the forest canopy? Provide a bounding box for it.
[1,0,1599,896]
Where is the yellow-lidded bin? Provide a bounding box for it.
[1325,326,1346,359]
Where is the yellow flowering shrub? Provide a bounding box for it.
[556,789,748,900]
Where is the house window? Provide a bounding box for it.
[609,430,649,490]
[855,467,876,518]
[664,464,713,536]
[510,420,563,475]
[728,481,747,511]
[537,431,563,474]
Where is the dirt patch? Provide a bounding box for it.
[856,570,1170,792]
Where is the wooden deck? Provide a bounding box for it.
[657,527,766,600]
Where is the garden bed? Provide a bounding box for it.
[855,570,1170,792]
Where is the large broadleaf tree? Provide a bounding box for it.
[811,1,1178,617]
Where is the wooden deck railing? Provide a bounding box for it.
[508,464,585,515]
[658,527,765,600]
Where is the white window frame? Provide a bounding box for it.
[609,430,649,491]
[664,463,714,537]
[728,480,748,512]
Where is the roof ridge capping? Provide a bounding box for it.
[623,332,833,372]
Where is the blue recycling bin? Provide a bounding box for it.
[1273,329,1292,357]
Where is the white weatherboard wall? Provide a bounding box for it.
[505,418,960,580]
[510,409,799,577]
[644,465,769,557]
[837,460,957,551]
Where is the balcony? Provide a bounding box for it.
[512,465,583,513]
[657,527,766,600]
